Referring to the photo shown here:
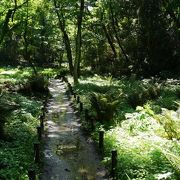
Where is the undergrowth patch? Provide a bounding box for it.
[71,75,180,180]
[0,93,42,179]
[0,67,47,179]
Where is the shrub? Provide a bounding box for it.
[156,109,180,140]
[0,93,18,139]
[90,92,119,123]
[143,105,180,140]
[19,74,49,96]
[128,83,161,108]
[55,68,69,78]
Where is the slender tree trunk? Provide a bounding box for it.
[102,24,117,58]
[109,1,130,63]
[24,0,37,75]
[0,10,13,44]
[73,0,85,84]
[53,0,74,75]
[63,32,74,75]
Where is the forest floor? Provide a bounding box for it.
[0,67,179,179]
[40,79,108,180]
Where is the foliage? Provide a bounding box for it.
[27,74,49,93]
[0,92,41,180]
[102,107,180,179]
[0,0,179,78]
[90,92,119,123]
[72,75,180,179]
[0,67,43,179]
[127,82,161,108]
[0,92,18,138]
[0,0,179,178]
[144,104,180,140]
[55,68,69,78]
[155,84,179,110]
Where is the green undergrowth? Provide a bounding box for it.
[0,66,59,97]
[72,75,180,124]
[0,66,51,179]
[70,75,180,180]
[0,92,42,179]
[102,106,180,179]
[0,66,58,86]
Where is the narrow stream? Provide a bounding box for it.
[40,79,108,180]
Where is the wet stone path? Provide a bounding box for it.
[40,79,108,180]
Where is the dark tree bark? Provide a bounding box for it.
[23,0,37,75]
[53,0,74,75]
[0,10,13,44]
[108,0,130,63]
[73,0,85,84]
[102,24,117,58]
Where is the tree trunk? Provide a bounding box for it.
[23,0,37,75]
[53,0,74,75]
[109,1,130,63]
[102,24,117,58]
[73,0,85,84]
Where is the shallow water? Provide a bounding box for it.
[40,79,108,180]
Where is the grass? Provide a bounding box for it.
[70,75,180,180]
[0,66,59,84]
[103,108,180,179]
[0,93,42,179]
[1,67,179,179]
[0,66,57,179]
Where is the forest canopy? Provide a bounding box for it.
[0,1,180,179]
[0,0,179,80]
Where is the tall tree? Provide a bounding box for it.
[73,0,85,83]
[53,0,85,83]
[137,0,177,75]
[0,1,28,44]
[53,0,74,75]
[23,0,37,75]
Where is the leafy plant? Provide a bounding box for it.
[90,92,119,123]
[0,92,18,138]
[157,109,180,140]
[29,74,49,92]
[19,74,49,96]
[0,92,41,179]
[143,104,180,140]
[127,83,161,108]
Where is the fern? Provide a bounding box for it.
[90,92,119,122]
[144,105,180,140]
[159,147,180,173]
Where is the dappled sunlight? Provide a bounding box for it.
[0,0,179,178]
[104,106,180,179]
[0,86,41,179]
[41,79,107,179]
[0,69,19,75]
